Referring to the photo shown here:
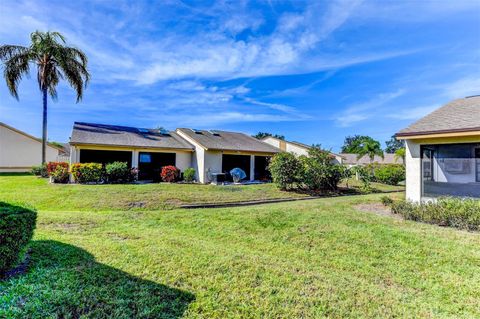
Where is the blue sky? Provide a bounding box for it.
[0,0,479,152]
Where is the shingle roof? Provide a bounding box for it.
[397,96,480,136]
[340,153,404,165]
[177,128,280,153]
[70,122,194,150]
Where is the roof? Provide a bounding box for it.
[340,153,404,165]
[0,122,63,151]
[70,122,194,150]
[261,136,343,157]
[177,128,280,153]
[396,96,480,137]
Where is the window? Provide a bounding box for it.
[139,153,151,163]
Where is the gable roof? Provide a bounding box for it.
[261,136,343,157]
[70,122,194,150]
[340,153,403,165]
[396,96,480,137]
[177,128,279,153]
[0,122,63,151]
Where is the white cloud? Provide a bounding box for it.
[387,105,439,120]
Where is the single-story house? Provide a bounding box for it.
[261,136,344,164]
[340,153,404,167]
[396,96,480,202]
[69,122,280,183]
[0,122,63,172]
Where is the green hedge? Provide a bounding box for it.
[71,163,104,184]
[0,202,37,274]
[387,198,480,231]
[183,168,196,183]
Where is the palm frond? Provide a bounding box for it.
[3,51,31,99]
[0,45,29,61]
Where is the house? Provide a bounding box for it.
[69,122,279,183]
[396,96,480,202]
[340,153,404,167]
[261,136,344,164]
[0,122,63,172]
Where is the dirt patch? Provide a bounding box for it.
[127,201,146,208]
[107,232,140,241]
[355,203,403,220]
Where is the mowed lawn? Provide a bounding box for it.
[2,176,479,318]
[0,174,403,211]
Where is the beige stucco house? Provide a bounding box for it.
[69,122,279,183]
[340,153,404,167]
[261,136,344,164]
[396,96,480,202]
[0,122,62,172]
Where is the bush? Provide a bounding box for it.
[50,165,69,183]
[269,152,302,190]
[161,166,180,182]
[380,196,394,206]
[390,198,480,231]
[373,164,405,185]
[71,163,103,184]
[183,168,196,183]
[47,162,69,176]
[0,202,37,274]
[298,148,343,191]
[31,164,48,177]
[351,166,374,192]
[105,162,132,183]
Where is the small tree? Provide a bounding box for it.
[268,152,301,190]
[356,139,384,163]
[299,147,342,191]
[385,135,405,153]
[253,132,285,140]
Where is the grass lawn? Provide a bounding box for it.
[0,174,403,211]
[0,175,478,318]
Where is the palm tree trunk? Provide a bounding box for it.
[42,88,47,164]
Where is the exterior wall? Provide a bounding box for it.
[204,150,223,183]
[262,136,281,148]
[405,139,422,202]
[0,124,59,172]
[285,143,309,156]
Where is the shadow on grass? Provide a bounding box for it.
[0,240,194,318]
[0,172,33,177]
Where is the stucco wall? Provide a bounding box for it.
[262,137,281,148]
[285,143,309,156]
[405,140,422,202]
[0,125,59,172]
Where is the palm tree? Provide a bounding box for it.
[0,31,89,164]
[356,139,384,163]
[394,147,406,165]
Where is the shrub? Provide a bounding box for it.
[31,164,48,177]
[161,165,180,182]
[390,198,480,231]
[50,165,69,183]
[0,202,37,274]
[183,168,196,183]
[47,162,69,176]
[352,165,374,192]
[380,196,394,206]
[71,163,103,184]
[373,164,405,185]
[105,162,132,183]
[269,152,302,190]
[298,148,343,191]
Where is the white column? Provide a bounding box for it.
[405,140,422,202]
[250,155,255,181]
[132,150,139,168]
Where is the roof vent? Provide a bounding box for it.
[159,128,170,136]
[465,94,480,99]
[191,128,203,134]
[138,128,149,133]
[209,130,220,136]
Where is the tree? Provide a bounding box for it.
[0,31,90,164]
[356,139,384,163]
[253,132,285,140]
[385,135,405,153]
[341,135,380,154]
[394,147,406,165]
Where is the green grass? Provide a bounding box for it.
[0,175,478,318]
[0,174,403,211]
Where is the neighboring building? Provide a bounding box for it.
[340,153,404,167]
[176,129,279,183]
[69,122,194,181]
[0,122,62,172]
[396,96,480,202]
[69,122,279,183]
[261,136,344,164]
